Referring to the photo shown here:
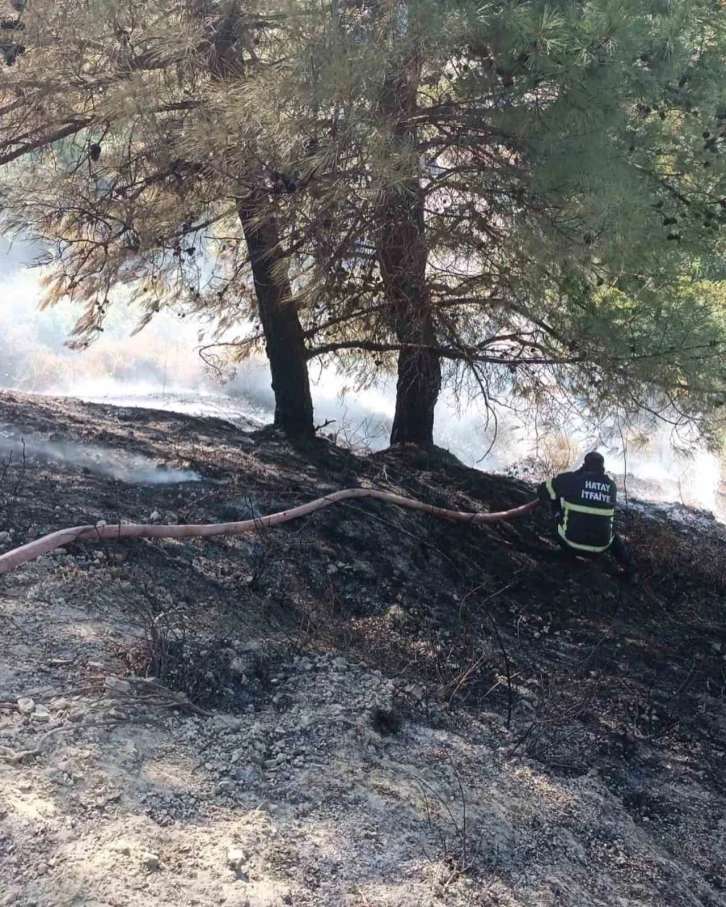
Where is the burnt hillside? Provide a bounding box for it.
[1,391,725,907]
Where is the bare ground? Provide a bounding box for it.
[0,390,725,907]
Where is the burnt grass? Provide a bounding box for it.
[1,391,726,847]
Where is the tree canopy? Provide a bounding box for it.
[1,0,726,446]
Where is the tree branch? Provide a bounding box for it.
[0,117,91,166]
[307,339,581,367]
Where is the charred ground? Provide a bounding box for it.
[1,391,725,907]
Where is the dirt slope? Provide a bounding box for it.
[0,391,725,907]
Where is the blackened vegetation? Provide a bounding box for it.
[0,437,26,529]
[123,596,280,712]
[370,706,403,736]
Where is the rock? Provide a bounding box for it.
[0,531,11,544]
[3,885,23,905]
[17,697,35,715]
[406,683,425,701]
[32,705,51,723]
[141,852,160,871]
[104,676,132,695]
[18,780,32,793]
[50,698,71,712]
[111,841,132,857]
[149,510,162,522]
[212,715,244,732]
[227,847,247,873]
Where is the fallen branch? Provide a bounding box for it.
[0,489,539,576]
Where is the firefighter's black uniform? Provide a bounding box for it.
[537,466,633,570]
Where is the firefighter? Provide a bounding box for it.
[537,451,636,576]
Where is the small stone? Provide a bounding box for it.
[227,847,246,872]
[326,564,338,575]
[36,863,49,876]
[149,511,162,522]
[141,852,160,871]
[18,780,32,793]
[50,698,71,712]
[3,885,23,905]
[32,706,51,723]
[105,676,132,695]
[17,697,35,715]
[0,531,11,544]
[96,520,107,529]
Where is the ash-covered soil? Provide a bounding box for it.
[0,391,725,907]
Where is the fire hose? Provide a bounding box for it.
[0,488,540,576]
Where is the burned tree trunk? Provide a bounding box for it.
[238,193,315,439]
[376,60,441,446]
[208,5,314,439]
[377,184,441,446]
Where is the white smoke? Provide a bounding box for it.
[0,428,200,485]
[1,238,724,519]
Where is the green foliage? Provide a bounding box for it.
[1,0,726,442]
[259,0,726,440]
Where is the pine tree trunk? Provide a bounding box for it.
[205,8,314,440]
[377,183,441,446]
[376,61,441,446]
[391,344,441,445]
[238,194,315,439]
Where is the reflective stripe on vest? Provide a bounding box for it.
[564,501,615,517]
[545,477,557,501]
[557,522,612,553]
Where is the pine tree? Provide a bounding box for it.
[249,0,726,445]
[3,0,726,449]
[0,0,315,438]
